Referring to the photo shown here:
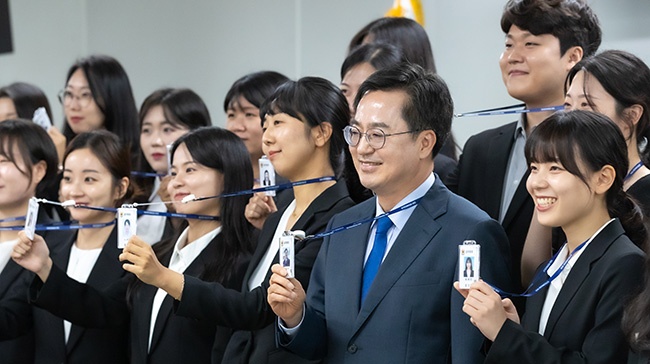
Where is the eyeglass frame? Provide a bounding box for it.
[58,89,95,108]
[343,125,420,149]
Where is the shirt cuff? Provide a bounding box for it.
[277,304,306,337]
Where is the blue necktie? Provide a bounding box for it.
[361,216,392,304]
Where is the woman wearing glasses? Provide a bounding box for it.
[59,55,139,165]
[120,77,357,364]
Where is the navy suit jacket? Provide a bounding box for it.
[175,181,354,364]
[447,121,532,294]
[281,177,512,363]
[486,220,645,364]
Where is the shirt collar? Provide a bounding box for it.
[547,218,615,279]
[514,115,527,141]
[170,226,222,270]
[374,172,435,231]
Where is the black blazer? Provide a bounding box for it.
[31,232,250,364]
[447,121,532,295]
[486,220,645,363]
[31,226,130,364]
[175,181,354,364]
[0,209,73,364]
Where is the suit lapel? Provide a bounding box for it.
[542,221,624,339]
[502,169,531,228]
[353,181,447,333]
[0,260,25,296]
[67,227,122,353]
[148,235,221,353]
[484,124,516,219]
[243,211,284,289]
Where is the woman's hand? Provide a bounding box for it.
[245,193,277,230]
[12,231,53,282]
[120,236,184,299]
[454,280,520,341]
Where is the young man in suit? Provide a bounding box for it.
[446,0,601,296]
[267,63,512,363]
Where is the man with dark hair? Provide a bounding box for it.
[447,0,601,299]
[267,63,512,363]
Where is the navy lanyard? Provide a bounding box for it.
[490,240,588,298]
[189,176,337,202]
[455,104,565,118]
[0,220,116,231]
[0,216,25,223]
[59,204,220,221]
[625,161,644,182]
[131,171,167,178]
[299,197,422,241]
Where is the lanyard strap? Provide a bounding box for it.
[0,220,116,231]
[130,171,167,178]
[625,161,644,182]
[491,240,588,298]
[301,197,422,241]
[191,176,337,202]
[455,104,564,118]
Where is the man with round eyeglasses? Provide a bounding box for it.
[268,63,512,363]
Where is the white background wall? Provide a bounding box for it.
[2,0,649,149]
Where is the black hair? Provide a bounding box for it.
[165,127,255,283]
[525,110,647,248]
[340,43,405,80]
[355,62,453,158]
[62,55,139,159]
[501,0,602,57]
[64,130,135,207]
[223,71,289,112]
[0,82,53,123]
[348,17,436,73]
[260,77,350,175]
[0,119,58,197]
[566,50,650,166]
[135,88,212,199]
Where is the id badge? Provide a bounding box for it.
[166,144,174,176]
[32,107,51,131]
[117,205,138,248]
[24,197,39,240]
[279,231,295,278]
[258,156,276,196]
[458,240,480,289]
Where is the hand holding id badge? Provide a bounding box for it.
[24,197,39,240]
[279,231,296,278]
[118,205,137,248]
[458,240,480,289]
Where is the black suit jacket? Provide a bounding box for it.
[32,232,249,364]
[0,209,73,364]
[447,121,531,293]
[31,226,130,364]
[175,181,354,364]
[486,220,645,364]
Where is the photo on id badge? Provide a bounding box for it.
[459,240,480,289]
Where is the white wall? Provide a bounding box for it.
[2,0,649,149]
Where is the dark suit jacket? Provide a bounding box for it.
[0,209,73,364]
[32,232,249,364]
[447,121,532,294]
[281,177,512,363]
[175,181,354,364]
[30,227,130,364]
[486,220,645,364]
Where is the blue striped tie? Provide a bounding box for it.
[361,216,392,304]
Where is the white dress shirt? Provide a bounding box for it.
[148,226,221,351]
[538,219,614,335]
[248,200,296,290]
[137,178,168,245]
[65,244,102,342]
